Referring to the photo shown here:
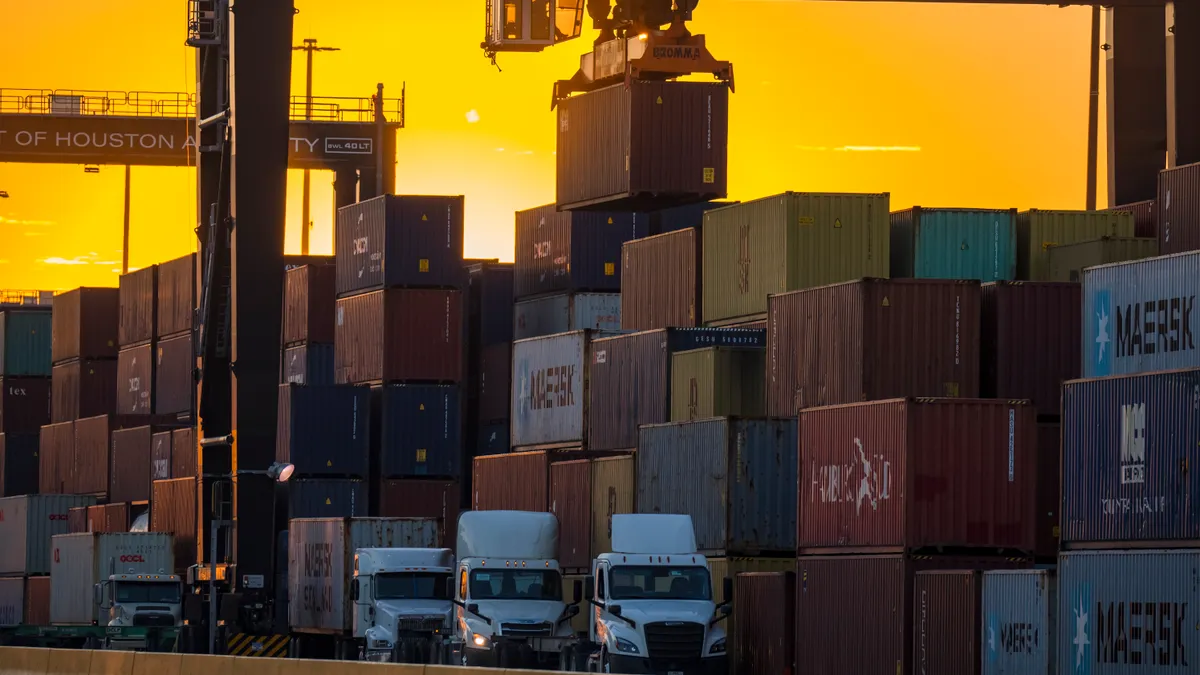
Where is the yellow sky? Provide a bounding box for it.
[0,0,1101,290]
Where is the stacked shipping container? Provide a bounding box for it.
[1,304,52,506]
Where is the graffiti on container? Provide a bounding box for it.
[1100,496,1167,516]
[528,364,576,410]
[301,542,335,614]
[809,438,891,514]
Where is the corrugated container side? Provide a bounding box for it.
[38,421,74,494]
[980,281,1080,416]
[117,344,154,414]
[913,571,983,675]
[0,577,24,626]
[475,420,510,456]
[86,503,130,534]
[51,287,119,363]
[1,433,40,497]
[73,415,115,497]
[68,506,88,533]
[511,331,591,447]
[513,205,647,297]
[981,570,1056,675]
[118,265,158,347]
[276,384,370,478]
[1016,210,1134,280]
[1035,424,1061,560]
[0,377,51,434]
[472,451,549,512]
[155,333,193,417]
[708,557,796,605]
[283,264,336,345]
[151,478,197,571]
[1159,161,1200,254]
[378,384,462,478]
[589,455,635,558]
[1062,369,1200,543]
[733,572,795,675]
[51,358,118,423]
[1108,199,1157,238]
[288,480,367,519]
[171,427,195,478]
[377,479,461,548]
[477,342,510,423]
[334,289,463,384]
[1046,236,1159,282]
[649,201,736,235]
[25,576,50,625]
[0,310,53,377]
[513,292,622,340]
[890,208,1017,281]
[0,495,97,575]
[109,426,156,503]
[621,228,701,330]
[50,532,174,624]
[669,347,765,421]
[466,261,514,349]
[550,459,591,570]
[1058,549,1199,673]
[335,195,465,295]
[156,253,195,338]
[282,343,335,386]
[151,430,172,481]
[561,573,590,634]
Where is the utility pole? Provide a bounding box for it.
[122,165,132,274]
[1086,5,1100,211]
[292,38,340,254]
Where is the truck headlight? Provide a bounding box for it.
[709,638,726,655]
[472,633,490,648]
[615,637,640,655]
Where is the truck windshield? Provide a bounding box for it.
[609,566,711,601]
[469,569,561,601]
[115,582,181,604]
[375,573,451,600]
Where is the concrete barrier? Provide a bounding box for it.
[88,651,134,675]
[129,654,180,675]
[44,650,91,675]
[0,646,51,675]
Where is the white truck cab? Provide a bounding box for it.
[353,547,455,663]
[96,573,183,650]
[584,515,731,675]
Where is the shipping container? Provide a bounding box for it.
[556,81,729,211]
[732,572,795,675]
[51,287,119,363]
[51,358,117,423]
[377,384,462,478]
[1061,369,1200,544]
[589,328,768,451]
[708,557,795,604]
[68,506,87,533]
[117,344,154,414]
[890,207,1017,281]
[648,201,736,235]
[109,426,162,504]
[1158,161,1200,255]
[1081,251,1200,377]
[589,455,634,559]
[510,331,598,447]
[1046,236,1159,282]
[335,195,465,296]
[377,479,460,548]
[283,264,336,346]
[0,377,50,434]
[913,571,984,675]
[702,193,891,324]
[669,347,765,421]
[282,343,335,386]
[171,427,195,479]
[0,309,52,376]
[1057,549,1199,673]
[50,532,174,625]
[621,228,701,330]
[156,253,195,338]
[465,261,514,348]
[74,415,119,497]
[88,503,132,534]
[0,576,51,626]
[118,265,157,347]
[150,477,197,570]
[477,342,510,423]
[288,518,440,633]
[1108,199,1157,238]
[288,479,367,519]
[1016,209,1134,280]
[550,459,591,570]
[0,577,24,626]
[799,398,1038,554]
[475,420,509,456]
[767,278,981,415]
[1035,424,1061,560]
[38,421,74,495]
[276,384,369,478]
[561,573,590,635]
[980,281,1081,416]
[24,576,49,625]
[513,292,622,340]
[0,495,96,575]
[472,450,549,512]
[981,570,1056,675]
[513,205,648,297]
[151,430,172,481]
[0,433,39,497]
[155,333,193,417]
[334,288,463,384]
[638,418,797,555]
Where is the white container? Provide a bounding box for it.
[0,577,24,626]
[49,532,174,625]
[0,495,97,576]
[513,292,622,340]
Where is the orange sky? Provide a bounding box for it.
[0,0,1101,290]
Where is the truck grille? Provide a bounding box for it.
[500,621,554,638]
[643,622,704,661]
[132,614,175,627]
[396,617,444,632]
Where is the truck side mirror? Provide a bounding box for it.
[584,576,595,601]
[608,604,622,617]
[573,579,584,604]
[723,577,734,604]
[446,577,458,601]
[467,603,480,615]
[720,604,732,617]
[352,578,360,602]
[93,583,102,607]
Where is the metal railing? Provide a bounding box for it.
[288,93,405,125]
[0,290,55,307]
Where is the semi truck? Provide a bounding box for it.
[353,547,457,663]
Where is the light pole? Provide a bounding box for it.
[81,166,132,274]
[293,38,340,255]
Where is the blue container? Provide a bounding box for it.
[890,207,1018,281]
[378,384,462,478]
[335,195,465,296]
[282,343,335,386]
[513,292,623,340]
[1058,549,1199,674]
[513,205,649,298]
[637,417,797,554]
[466,262,514,347]
[287,479,367,518]
[982,570,1057,675]
[475,420,509,456]
[0,309,52,377]
[1082,250,1200,377]
[1062,369,1200,544]
[649,201,737,235]
[276,384,370,477]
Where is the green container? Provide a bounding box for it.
[670,347,766,421]
[701,192,891,324]
[0,309,53,377]
[1016,209,1135,281]
[890,207,1017,281]
[1046,236,1160,282]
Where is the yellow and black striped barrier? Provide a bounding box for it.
[225,634,291,657]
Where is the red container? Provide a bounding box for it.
[1159,161,1200,254]
[151,477,197,571]
[1035,423,1061,560]
[51,287,119,363]
[733,572,795,675]
[798,398,1038,554]
[550,459,591,570]
[767,278,981,415]
[1110,199,1157,238]
[0,377,51,434]
[334,288,463,384]
[620,229,702,330]
[117,344,154,414]
[556,80,729,211]
[171,427,195,479]
[472,450,549,512]
[68,506,88,533]
[118,265,158,347]
[980,281,1080,417]
[110,426,168,504]
[87,503,130,533]
[914,571,983,675]
[155,333,193,417]
[478,342,510,423]
[151,430,172,481]
[74,415,115,497]
[156,253,195,338]
[51,359,118,423]
[24,576,50,626]
[39,421,74,494]
[284,264,336,346]
[377,478,461,548]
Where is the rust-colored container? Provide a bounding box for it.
[156,253,195,338]
[733,572,795,675]
[377,478,461,548]
[0,377,50,434]
[24,576,50,626]
[334,289,463,384]
[589,455,635,559]
[74,415,115,497]
[556,80,729,211]
[118,265,158,347]
[51,359,118,423]
[477,342,510,423]
[171,427,195,479]
[980,281,1080,417]
[1159,161,1200,254]
[110,426,169,504]
[51,287,119,363]
[798,398,1038,554]
[620,229,702,330]
[116,344,154,414]
[68,506,88,533]
[284,264,336,346]
[87,502,130,533]
[913,571,983,675]
[1035,423,1061,560]
[767,278,981,415]
[1110,199,1157,238]
[155,333,193,417]
[39,421,74,494]
[472,450,550,512]
[151,477,197,571]
[550,459,592,571]
[151,430,172,481]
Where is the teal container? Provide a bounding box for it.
[890,207,1017,281]
[0,309,53,376]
